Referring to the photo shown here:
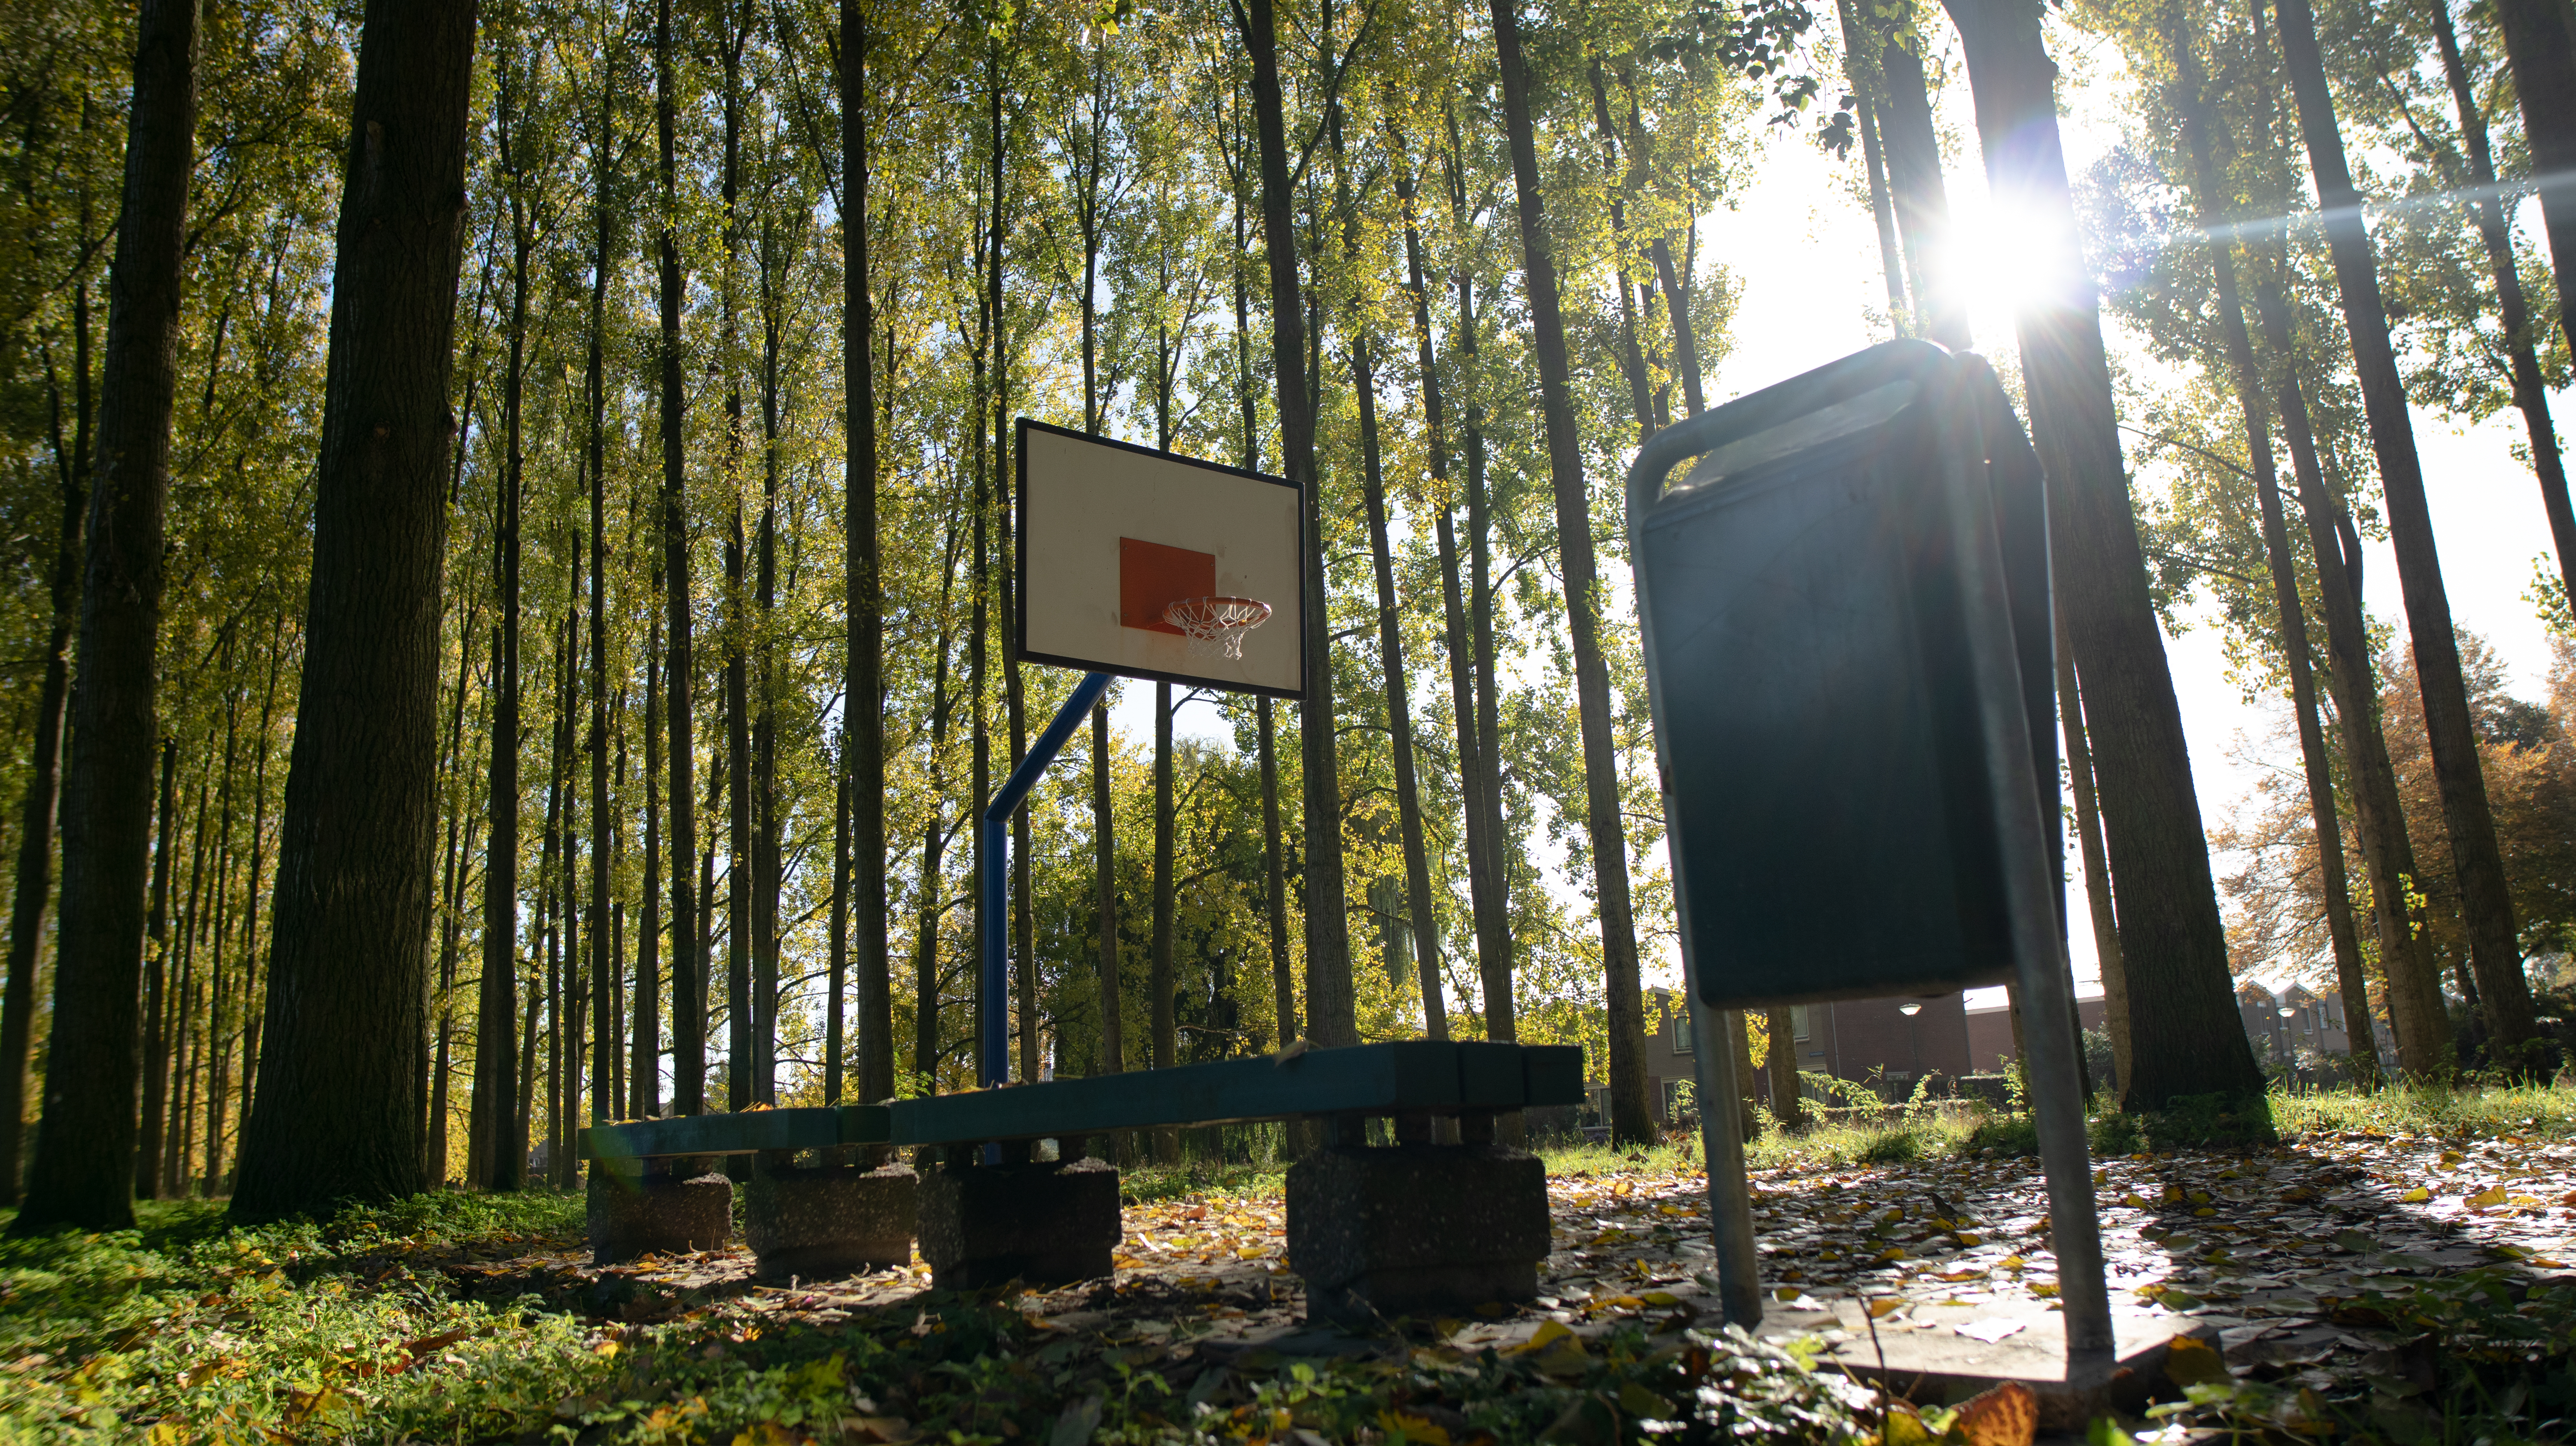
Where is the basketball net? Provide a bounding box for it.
[1163,596,1272,660]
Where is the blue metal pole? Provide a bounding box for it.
[981,671,1115,1088]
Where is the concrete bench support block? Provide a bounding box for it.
[587,1164,733,1264]
[1287,1144,1549,1326]
[745,1159,919,1280]
[919,1155,1121,1288]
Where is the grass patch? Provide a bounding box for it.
[2267,1077,2576,1139]
[1117,1160,1287,1204]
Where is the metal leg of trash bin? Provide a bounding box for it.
[1688,995,1763,1327]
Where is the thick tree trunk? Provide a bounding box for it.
[9,0,197,1233]
[1941,0,2262,1108]
[1239,0,1354,1046]
[0,289,90,1208]
[226,0,474,1221]
[658,0,704,1117]
[2170,40,2377,1087]
[2274,0,2537,1059]
[841,0,891,1111]
[1488,0,1653,1143]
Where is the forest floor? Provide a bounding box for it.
[2,1084,2571,1445]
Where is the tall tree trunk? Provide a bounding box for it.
[1489,0,1652,1142]
[1151,683,1177,1157]
[473,167,532,1193]
[1238,0,1354,1046]
[753,271,781,1107]
[0,278,91,1208]
[2247,259,2453,1075]
[841,0,891,1111]
[1352,340,1447,1039]
[2055,642,2132,1090]
[2273,0,2537,1059]
[11,0,198,1233]
[1092,703,1124,1074]
[658,0,704,1117]
[1835,0,1911,332]
[164,774,210,1197]
[720,24,752,1116]
[2423,0,2576,612]
[1446,129,1516,1044]
[1584,61,1662,439]
[1256,700,1294,1048]
[2490,0,2576,426]
[136,742,178,1198]
[1940,0,2262,1108]
[1397,152,1506,1036]
[2170,37,2376,1087]
[586,65,616,1133]
[227,0,474,1221]
[1866,1,1970,350]
[1649,238,1705,417]
[636,602,663,1118]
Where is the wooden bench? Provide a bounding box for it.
[579,1040,1583,1321]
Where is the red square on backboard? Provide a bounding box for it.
[1120,537,1216,635]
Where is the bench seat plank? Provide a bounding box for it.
[885,1041,1582,1147]
[579,1103,892,1163]
[578,1044,1584,1160]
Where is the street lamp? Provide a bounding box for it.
[1898,1002,1923,1081]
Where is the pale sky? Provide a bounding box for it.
[1123,18,2567,1009]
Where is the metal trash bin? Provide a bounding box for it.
[1625,340,2058,1011]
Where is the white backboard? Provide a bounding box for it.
[1017,419,1306,699]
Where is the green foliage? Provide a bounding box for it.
[0,1188,1887,1443]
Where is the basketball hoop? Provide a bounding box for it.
[1163,596,1272,659]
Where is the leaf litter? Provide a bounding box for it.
[3,1116,2572,1442]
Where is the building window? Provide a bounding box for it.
[1672,995,1694,1053]
[1792,1005,1813,1041]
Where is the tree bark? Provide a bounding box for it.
[1941,0,2263,1108]
[841,0,891,1111]
[1488,0,1653,1143]
[0,283,91,1209]
[1397,152,1507,1038]
[1868,3,1970,350]
[658,0,705,1117]
[1238,0,1354,1046]
[226,0,473,1221]
[2170,37,2377,1087]
[2055,641,2133,1091]
[586,61,616,1130]
[1093,703,1124,1074]
[9,0,196,1233]
[136,743,178,1198]
[2490,0,2576,420]
[1151,685,1177,1115]
[1352,339,1449,1040]
[636,602,663,1118]
[2247,260,2454,1075]
[2273,0,2537,1059]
